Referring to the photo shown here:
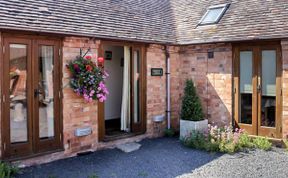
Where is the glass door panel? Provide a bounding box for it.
[131,47,144,133]
[133,50,140,124]
[34,40,61,153]
[239,51,253,124]
[9,44,29,143]
[260,50,276,127]
[38,45,55,139]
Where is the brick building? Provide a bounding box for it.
[0,0,288,165]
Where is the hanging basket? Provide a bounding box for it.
[67,55,109,102]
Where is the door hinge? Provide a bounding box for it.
[2,95,5,103]
[3,142,6,151]
[60,133,62,141]
[234,88,236,94]
[59,91,61,99]
[59,49,61,57]
[2,46,5,54]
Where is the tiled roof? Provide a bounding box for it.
[0,0,288,44]
[172,0,288,44]
[0,0,176,44]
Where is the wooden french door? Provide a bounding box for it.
[2,35,62,159]
[234,43,282,138]
[130,46,146,133]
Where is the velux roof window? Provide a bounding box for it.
[199,4,230,25]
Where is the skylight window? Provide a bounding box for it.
[199,4,229,25]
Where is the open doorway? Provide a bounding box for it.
[100,43,146,141]
[103,45,126,137]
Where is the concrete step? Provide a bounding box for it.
[116,142,141,153]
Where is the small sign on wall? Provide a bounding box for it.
[104,51,112,60]
[151,68,163,76]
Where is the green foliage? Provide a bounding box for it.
[181,79,204,121]
[252,137,272,151]
[237,132,254,149]
[0,162,19,178]
[183,131,207,150]
[182,125,274,153]
[219,141,237,154]
[164,128,175,137]
[87,173,99,178]
[283,139,288,151]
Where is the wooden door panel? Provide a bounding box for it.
[131,46,146,134]
[2,37,33,158]
[34,39,62,152]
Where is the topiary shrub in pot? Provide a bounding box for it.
[180,79,208,139]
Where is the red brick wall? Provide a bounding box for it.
[179,43,233,126]
[6,37,288,166]
[281,40,288,138]
[146,45,181,136]
[62,37,100,155]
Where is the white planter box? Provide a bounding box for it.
[180,119,208,139]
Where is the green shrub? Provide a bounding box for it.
[284,139,288,151]
[164,128,175,137]
[0,162,19,178]
[252,137,272,151]
[219,141,237,153]
[183,131,207,150]
[180,79,204,121]
[238,132,254,149]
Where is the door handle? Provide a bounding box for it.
[257,85,261,92]
[34,89,41,97]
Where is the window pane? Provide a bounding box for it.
[202,8,223,23]
[261,50,276,127]
[39,46,55,139]
[9,44,28,143]
[239,51,253,124]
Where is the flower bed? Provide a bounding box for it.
[182,124,272,153]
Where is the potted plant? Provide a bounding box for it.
[180,79,208,138]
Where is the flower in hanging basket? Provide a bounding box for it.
[85,55,92,60]
[85,65,93,71]
[67,55,109,102]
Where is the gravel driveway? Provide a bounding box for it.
[17,137,288,178]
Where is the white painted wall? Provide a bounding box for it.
[104,45,124,120]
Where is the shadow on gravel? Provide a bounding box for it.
[16,137,222,178]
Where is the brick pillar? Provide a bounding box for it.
[281,40,288,138]
[62,37,100,154]
[146,44,166,137]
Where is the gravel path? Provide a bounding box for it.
[16,137,288,178]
